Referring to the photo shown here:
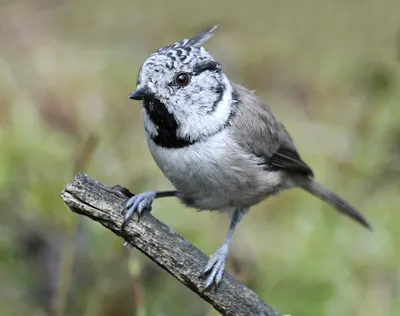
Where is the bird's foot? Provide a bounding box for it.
[201,246,228,290]
[121,191,156,229]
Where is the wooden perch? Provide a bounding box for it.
[61,173,280,316]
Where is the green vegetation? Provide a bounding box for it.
[0,1,399,315]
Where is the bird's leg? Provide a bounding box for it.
[201,209,244,290]
[121,190,178,229]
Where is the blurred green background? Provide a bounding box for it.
[1,0,399,315]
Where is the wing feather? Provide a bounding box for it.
[230,82,313,177]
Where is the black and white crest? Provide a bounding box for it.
[133,25,235,149]
[157,25,219,54]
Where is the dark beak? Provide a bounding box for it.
[128,86,154,100]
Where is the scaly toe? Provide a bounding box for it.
[123,197,142,222]
[201,255,219,276]
[215,261,226,285]
[137,199,152,220]
[201,252,227,290]
[123,196,136,214]
[121,192,156,230]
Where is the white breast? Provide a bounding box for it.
[146,131,288,211]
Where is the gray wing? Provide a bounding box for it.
[230,82,313,177]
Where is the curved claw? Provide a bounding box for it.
[201,249,227,291]
[121,192,156,230]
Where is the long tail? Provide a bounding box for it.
[295,177,372,230]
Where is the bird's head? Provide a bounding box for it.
[129,26,234,147]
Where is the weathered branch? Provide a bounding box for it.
[61,173,280,316]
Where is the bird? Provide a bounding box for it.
[122,25,371,290]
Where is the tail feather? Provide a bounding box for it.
[295,177,372,230]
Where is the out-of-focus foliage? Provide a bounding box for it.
[0,0,399,315]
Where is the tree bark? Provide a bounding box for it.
[61,173,280,316]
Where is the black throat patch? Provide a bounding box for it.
[143,98,195,149]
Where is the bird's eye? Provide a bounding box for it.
[175,73,190,86]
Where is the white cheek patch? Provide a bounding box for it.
[176,75,232,140]
[141,107,158,137]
